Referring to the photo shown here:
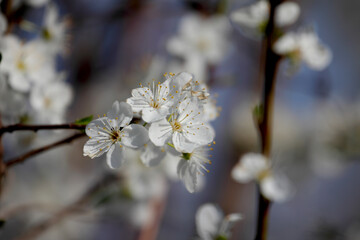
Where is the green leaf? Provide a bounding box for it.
[74,115,93,125]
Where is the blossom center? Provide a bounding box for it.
[43,97,52,108]
[16,60,26,71]
[171,120,182,132]
[150,100,160,109]
[42,28,52,41]
[110,130,121,142]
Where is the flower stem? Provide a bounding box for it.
[255,0,282,239]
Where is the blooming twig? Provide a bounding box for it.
[254,0,282,240]
[14,173,120,240]
[0,123,86,136]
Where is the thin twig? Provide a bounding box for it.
[5,133,86,168]
[14,173,120,240]
[0,123,86,136]
[254,0,283,240]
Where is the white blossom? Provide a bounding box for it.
[126,72,184,123]
[167,13,231,65]
[29,78,73,123]
[231,153,293,202]
[149,98,215,153]
[177,145,213,193]
[0,35,55,92]
[273,28,332,70]
[40,3,68,55]
[196,203,242,240]
[231,0,300,38]
[83,101,149,169]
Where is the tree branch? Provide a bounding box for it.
[0,123,86,136]
[254,0,283,240]
[14,173,120,240]
[4,132,86,168]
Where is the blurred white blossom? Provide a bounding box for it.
[0,35,55,92]
[196,203,242,240]
[273,28,332,70]
[231,0,300,38]
[232,153,293,202]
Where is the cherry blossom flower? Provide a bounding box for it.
[83,101,149,169]
[140,141,167,167]
[273,28,332,70]
[0,35,55,92]
[126,72,184,123]
[167,13,231,65]
[29,78,73,123]
[40,3,68,55]
[149,98,215,153]
[231,153,293,202]
[177,144,214,193]
[196,203,242,240]
[231,0,300,38]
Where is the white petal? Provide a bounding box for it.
[107,101,133,127]
[260,174,294,202]
[8,73,31,92]
[196,204,223,240]
[275,2,300,27]
[177,159,198,193]
[173,131,198,153]
[83,138,111,159]
[273,32,299,54]
[85,118,111,138]
[171,71,194,89]
[0,13,8,34]
[231,153,268,183]
[106,144,125,169]
[121,124,149,148]
[230,1,269,28]
[219,213,243,237]
[300,35,332,70]
[142,107,169,123]
[149,118,173,146]
[183,123,215,146]
[140,142,166,167]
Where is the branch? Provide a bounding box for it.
[0,123,86,136]
[14,173,120,240]
[254,0,283,240]
[5,133,86,168]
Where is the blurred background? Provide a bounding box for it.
[1,0,360,239]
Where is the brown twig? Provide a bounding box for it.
[14,173,119,240]
[0,123,86,137]
[254,0,283,240]
[4,132,86,168]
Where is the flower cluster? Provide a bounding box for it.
[231,0,332,71]
[0,2,72,124]
[84,72,218,193]
[231,153,293,202]
[195,203,242,240]
[166,14,231,83]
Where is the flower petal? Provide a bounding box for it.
[260,174,294,202]
[83,138,111,159]
[196,204,223,240]
[177,158,198,193]
[121,124,149,148]
[140,142,166,167]
[275,1,300,27]
[173,131,198,153]
[106,144,125,169]
[232,153,268,183]
[149,118,173,146]
[107,101,133,127]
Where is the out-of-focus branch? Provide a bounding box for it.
[137,194,167,240]
[4,132,86,168]
[14,173,120,240]
[255,0,283,240]
[0,123,86,136]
